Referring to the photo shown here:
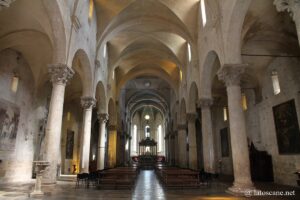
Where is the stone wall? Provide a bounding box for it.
[257,57,300,186]
[0,49,48,182]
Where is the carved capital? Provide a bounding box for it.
[217,64,247,87]
[108,124,117,131]
[198,98,213,108]
[48,64,74,85]
[274,0,300,21]
[177,124,187,130]
[97,113,109,123]
[0,0,16,10]
[81,96,96,109]
[187,113,197,122]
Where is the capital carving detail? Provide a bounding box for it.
[198,98,213,108]
[81,96,96,109]
[187,113,197,122]
[177,124,187,130]
[0,0,16,10]
[48,64,74,85]
[97,113,109,123]
[274,0,300,21]
[217,64,247,87]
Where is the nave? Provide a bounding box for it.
[0,170,299,200]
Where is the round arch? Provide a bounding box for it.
[95,81,107,113]
[199,50,221,99]
[71,49,93,97]
[188,82,199,113]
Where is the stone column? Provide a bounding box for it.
[274,0,300,47]
[174,131,179,165]
[218,64,254,195]
[164,136,169,162]
[97,113,109,170]
[44,64,74,184]
[177,124,187,168]
[80,97,96,173]
[187,113,197,170]
[198,98,216,174]
[170,133,176,165]
[108,125,117,168]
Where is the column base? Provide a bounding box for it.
[30,191,44,198]
[226,182,256,197]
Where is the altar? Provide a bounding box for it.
[138,137,157,169]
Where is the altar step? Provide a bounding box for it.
[58,175,76,182]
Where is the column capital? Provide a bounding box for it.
[274,0,300,21]
[81,96,96,109]
[187,113,197,122]
[48,64,74,85]
[0,0,16,10]
[97,113,109,123]
[217,64,247,87]
[197,98,213,108]
[108,124,117,131]
[177,124,187,130]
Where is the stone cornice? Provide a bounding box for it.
[217,64,247,87]
[81,96,96,109]
[48,64,74,85]
[274,0,300,21]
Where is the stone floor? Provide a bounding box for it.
[0,170,299,200]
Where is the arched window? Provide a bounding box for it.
[88,0,94,23]
[157,125,162,152]
[145,125,150,137]
[272,70,281,95]
[187,43,192,62]
[201,0,207,27]
[132,125,137,152]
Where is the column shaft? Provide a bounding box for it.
[44,83,66,183]
[218,64,254,195]
[80,97,96,173]
[43,64,74,184]
[187,113,197,170]
[177,126,187,168]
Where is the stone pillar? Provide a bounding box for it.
[187,113,197,170]
[44,64,74,184]
[108,125,117,168]
[97,113,109,170]
[274,0,300,47]
[198,98,216,174]
[177,124,187,168]
[164,136,169,162]
[174,131,179,165]
[218,64,254,195]
[80,97,96,173]
[170,133,175,165]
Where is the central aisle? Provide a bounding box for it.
[132,170,165,200]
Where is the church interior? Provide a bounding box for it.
[0,0,300,199]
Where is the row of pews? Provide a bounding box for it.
[155,166,206,189]
[97,167,139,189]
[76,167,139,189]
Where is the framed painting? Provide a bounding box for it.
[273,99,300,154]
[66,129,74,159]
[0,99,20,151]
[220,127,229,157]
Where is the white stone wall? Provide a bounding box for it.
[257,57,300,186]
[0,49,47,182]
